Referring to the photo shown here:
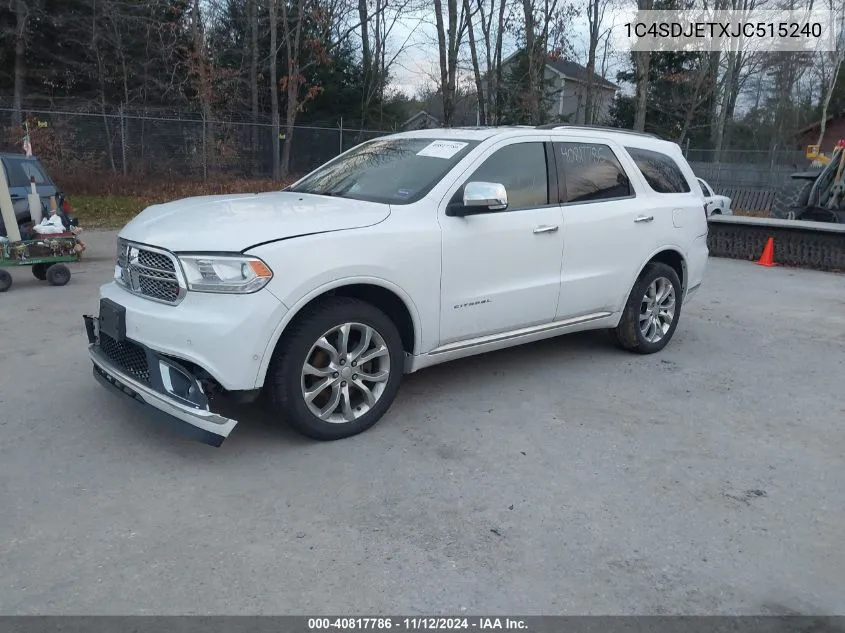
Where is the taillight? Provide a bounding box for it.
[62,198,72,213]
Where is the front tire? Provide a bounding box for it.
[266,297,404,440]
[613,262,682,354]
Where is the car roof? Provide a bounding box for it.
[386,127,517,141]
[385,125,681,152]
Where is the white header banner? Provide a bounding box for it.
[617,9,840,53]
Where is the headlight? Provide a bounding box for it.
[178,254,273,294]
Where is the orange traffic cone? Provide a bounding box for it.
[757,237,775,267]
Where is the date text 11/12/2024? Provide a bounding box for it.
[307,618,528,630]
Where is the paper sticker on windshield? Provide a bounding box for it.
[417,140,468,159]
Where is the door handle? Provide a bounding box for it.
[533,224,559,234]
[634,215,654,223]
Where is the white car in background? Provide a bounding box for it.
[697,177,732,216]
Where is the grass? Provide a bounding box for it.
[66,177,294,229]
[71,195,152,229]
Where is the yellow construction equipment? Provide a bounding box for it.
[806,140,845,166]
[806,144,832,166]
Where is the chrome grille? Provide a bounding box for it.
[116,239,184,304]
[137,249,174,272]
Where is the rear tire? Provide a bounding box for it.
[771,180,812,219]
[266,296,405,440]
[46,263,71,286]
[0,269,11,292]
[613,262,682,355]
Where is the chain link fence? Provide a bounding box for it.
[2,107,820,199]
[684,148,814,192]
[0,107,392,185]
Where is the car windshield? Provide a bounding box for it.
[288,137,480,205]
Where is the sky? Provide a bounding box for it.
[382,4,841,101]
[384,4,640,98]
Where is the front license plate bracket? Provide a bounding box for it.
[99,298,126,342]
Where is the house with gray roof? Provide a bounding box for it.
[500,52,619,125]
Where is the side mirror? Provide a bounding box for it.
[447,181,508,216]
[464,181,508,211]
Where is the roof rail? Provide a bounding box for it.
[534,123,661,139]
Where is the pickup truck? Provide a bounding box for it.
[0,153,75,236]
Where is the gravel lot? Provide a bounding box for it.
[1,229,844,616]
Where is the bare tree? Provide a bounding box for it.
[190,0,214,179]
[249,0,260,166]
[270,0,281,179]
[713,50,737,160]
[90,0,117,173]
[711,0,750,158]
[765,51,814,152]
[678,54,719,144]
[360,0,372,96]
[358,0,379,128]
[522,0,537,121]
[633,0,653,131]
[359,0,421,127]
[12,0,29,128]
[598,11,618,81]
[815,57,842,147]
[279,0,369,176]
[433,0,466,125]
[583,0,614,124]
[522,0,561,124]
[471,0,510,124]
[815,0,845,147]
[464,0,486,124]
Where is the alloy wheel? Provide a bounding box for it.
[300,322,391,423]
[639,277,676,344]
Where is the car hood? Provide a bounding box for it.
[118,192,390,252]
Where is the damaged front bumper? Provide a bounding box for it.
[83,306,238,447]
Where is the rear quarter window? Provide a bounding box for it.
[625,147,691,194]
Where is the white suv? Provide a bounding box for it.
[83,125,709,446]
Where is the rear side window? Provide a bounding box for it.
[698,179,712,197]
[555,142,632,204]
[2,158,51,187]
[625,147,690,194]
